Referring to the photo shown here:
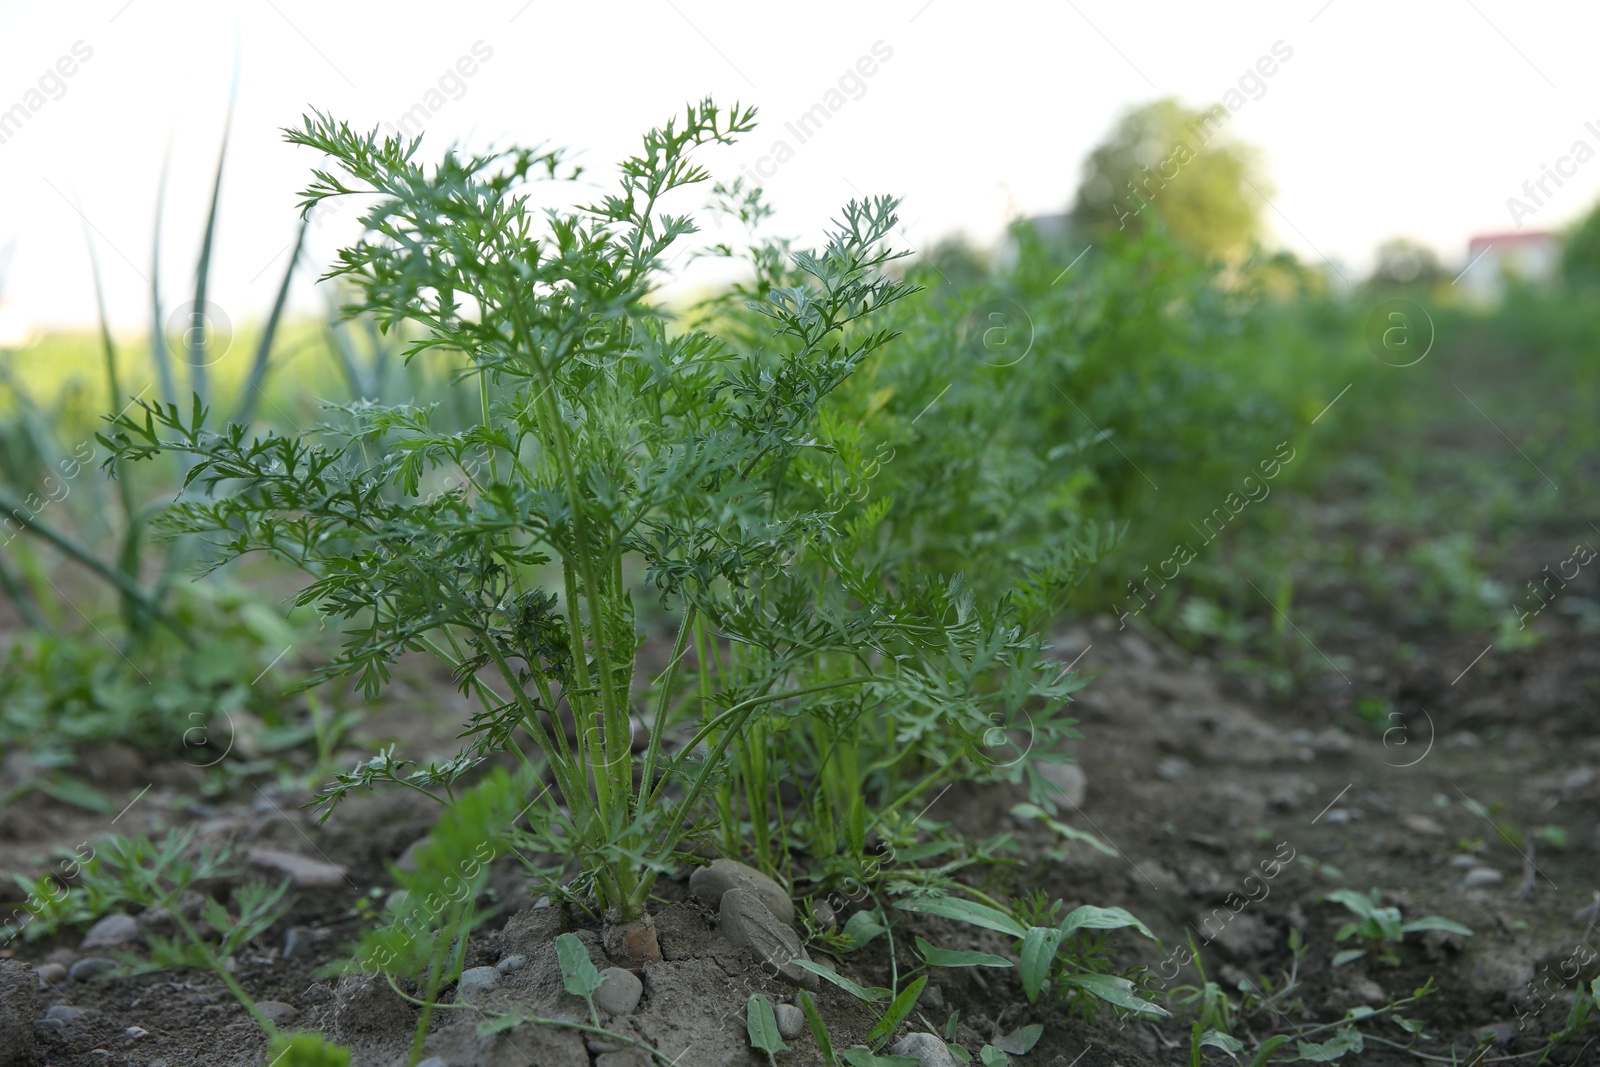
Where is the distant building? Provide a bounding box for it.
[1458,231,1560,302]
[996,213,1077,273]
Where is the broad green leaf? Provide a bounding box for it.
[789,959,892,1003]
[1058,904,1156,940]
[868,977,926,1046]
[980,1046,1008,1066]
[843,908,888,951]
[39,776,116,813]
[1399,915,1472,938]
[950,1046,972,1064]
[915,936,1012,969]
[799,991,835,1062]
[1331,949,1366,967]
[1322,889,1374,916]
[476,1011,526,1037]
[1248,1035,1293,1067]
[1295,1026,1363,1062]
[554,932,605,999]
[897,896,1026,938]
[840,1048,919,1067]
[1200,1029,1243,1056]
[747,994,789,1059]
[1010,803,1119,857]
[992,1024,1043,1054]
[1060,973,1169,1017]
[1019,926,1063,1003]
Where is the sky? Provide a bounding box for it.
[1,0,1597,336]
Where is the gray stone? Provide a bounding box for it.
[888,1032,958,1067]
[43,1005,84,1023]
[1312,729,1354,756]
[1155,756,1193,782]
[246,847,348,888]
[1449,854,1481,869]
[0,960,39,1066]
[257,1001,299,1024]
[773,1002,805,1039]
[69,957,119,981]
[125,1026,150,1039]
[690,859,795,926]
[34,963,67,988]
[495,954,527,974]
[719,889,817,990]
[1039,761,1087,807]
[592,966,642,1016]
[414,1059,447,1067]
[1462,867,1504,889]
[80,912,140,951]
[457,966,499,999]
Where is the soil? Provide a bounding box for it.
[1,595,1597,1066]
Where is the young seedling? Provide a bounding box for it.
[1323,888,1471,966]
[556,932,608,1027]
[746,994,789,1065]
[898,894,1166,1018]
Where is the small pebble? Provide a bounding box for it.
[125,1026,149,1039]
[246,847,348,888]
[256,1001,299,1024]
[495,954,527,974]
[33,1018,64,1035]
[773,1002,805,1040]
[1449,854,1481,869]
[888,1032,957,1067]
[35,963,67,987]
[69,957,119,981]
[1462,867,1504,889]
[415,1059,447,1067]
[80,913,140,952]
[592,966,643,1016]
[44,1005,85,1023]
[457,966,499,998]
[1155,756,1193,782]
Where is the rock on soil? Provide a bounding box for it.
[690,858,796,925]
[34,963,66,987]
[773,1002,805,1039]
[593,966,643,1015]
[246,846,349,887]
[1463,866,1504,888]
[718,888,818,989]
[69,957,119,981]
[457,966,499,999]
[79,911,140,951]
[0,960,40,1066]
[1038,761,1088,807]
[889,1031,958,1066]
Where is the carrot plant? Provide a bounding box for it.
[101,101,1080,932]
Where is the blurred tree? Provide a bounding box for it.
[1369,238,1443,290]
[1560,199,1600,288]
[1070,98,1267,260]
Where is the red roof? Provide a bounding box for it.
[1468,231,1558,249]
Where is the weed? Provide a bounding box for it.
[1323,888,1471,966]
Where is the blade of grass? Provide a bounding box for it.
[150,139,177,410]
[187,96,234,406]
[232,216,308,425]
[82,222,147,634]
[0,488,190,642]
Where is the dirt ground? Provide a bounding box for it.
[1,587,1596,1067]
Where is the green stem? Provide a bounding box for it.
[170,909,278,1039]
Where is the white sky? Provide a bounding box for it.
[1,0,1596,333]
